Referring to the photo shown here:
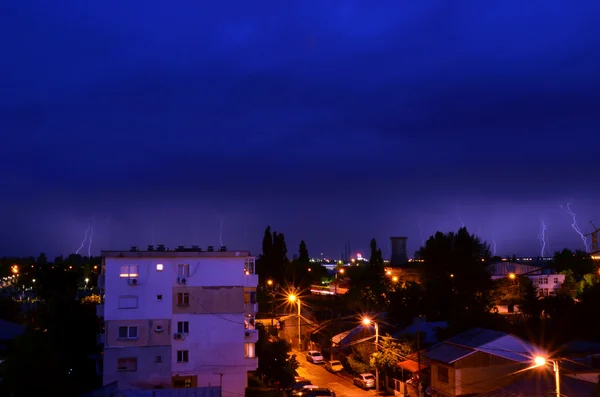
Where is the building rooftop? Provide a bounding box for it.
[424,328,546,365]
[102,245,252,258]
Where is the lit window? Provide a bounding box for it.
[119,265,139,278]
[244,258,255,274]
[156,264,164,271]
[177,350,189,363]
[245,342,255,358]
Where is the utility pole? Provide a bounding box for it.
[416,317,422,397]
[214,373,224,397]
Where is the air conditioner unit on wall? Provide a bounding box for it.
[128,278,138,285]
[174,333,183,340]
[177,277,187,285]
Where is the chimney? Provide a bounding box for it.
[390,237,408,266]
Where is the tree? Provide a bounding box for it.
[298,240,309,263]
[520,279,541,318]
[371,337,414,376]
[387,282,425,326]
[0,297,21,323]
[255,324,299,387]
[369,238,384,267]
[416,227,492,322]
[554,249,594,277]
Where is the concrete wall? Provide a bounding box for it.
[105,319,171,347]
[172,286,244,314]
[455,362,526,395]
[104,346,172,389]
[104,256,257,322]
[430,362,455,396]
[170,313,247,368]
[115,387,221,397]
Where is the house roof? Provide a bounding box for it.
[394,321,448,344]
[483,371,595,396]
[424,328,546,365]
[424,343,476,364]
[0,319,26,340]
[444,327,505,348]
[397,360,428,373]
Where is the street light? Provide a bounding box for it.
[534,356,560,397]
[288,294,302,351]
[508,272,516,280]
[362,317,380,393]
[267,279,273,286]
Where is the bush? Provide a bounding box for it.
[346,353,372,375]
[246,387,278,397]
[248,373,264,387]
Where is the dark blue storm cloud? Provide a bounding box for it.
[1,1,599,256]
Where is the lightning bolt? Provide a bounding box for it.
[87,217,96,257]
[219,216,224,247]
[458,217,465,228]
[76,227,89,255]
[538,220,548,257]
[562,202,589,252]
[418,221,425,245]
[492,238,497,256]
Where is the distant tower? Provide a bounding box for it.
[390,237,409,266]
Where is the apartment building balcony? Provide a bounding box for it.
[244,274,258,287]
[96,303,104,317]
[245,303,258,315]
[244,329,259,343]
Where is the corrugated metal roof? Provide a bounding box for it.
[423,342,476,364]
[445,327,505,348]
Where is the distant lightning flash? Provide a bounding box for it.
[76,228,89,255]
[562,202,589,252]
[219,217,224,247]
[87,217,96,257]
[418,221,425,245]
[538,220,548,257]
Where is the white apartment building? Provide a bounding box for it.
[98,245,259,397]
[530,273,565,296]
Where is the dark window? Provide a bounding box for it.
[177,321,189,333]
[177,350,189,362]
[438,366,449,383]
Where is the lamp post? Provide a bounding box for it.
[288,294,302,351]
[362,317,379,393]
[534,356,560,397]
[266,279,276,327]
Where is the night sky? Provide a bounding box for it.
[2,1,600,259]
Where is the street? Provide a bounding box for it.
[292,350,376,397]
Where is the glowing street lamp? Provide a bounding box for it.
[11,265,19,275]
[267,279,273,286]
[508,272,516,280]
[288,294,302,351]
[362,317,380,392]
[534,356,560,397]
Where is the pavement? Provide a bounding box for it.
[292,350,377,397]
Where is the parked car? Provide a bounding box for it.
[292,385,320,396]
[306,350,324,364]
[324,360,344,373]
[289,379,312,391]
[353,373,376,389]
[297,388,336,397]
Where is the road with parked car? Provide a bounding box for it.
[292,350,377,397]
